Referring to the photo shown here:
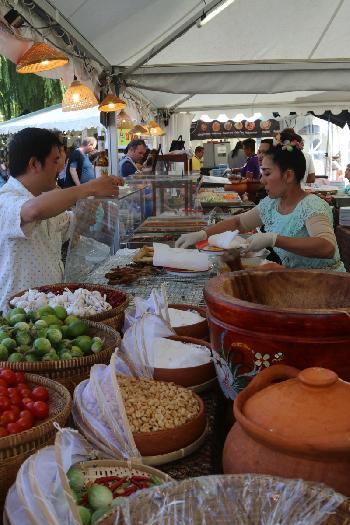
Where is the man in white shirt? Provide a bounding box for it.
[0,127,121,312]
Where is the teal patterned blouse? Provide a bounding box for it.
[258,194,345,272]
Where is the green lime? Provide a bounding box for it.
[9,313,26,326]
[34,319,48,329]
[71,346,84,358]
[17,344,31,354]
[60,351,73,360]
[37,306,55,318]
[25,353,39,362]
[34,337,51,355]
[35,328,48,339]
[9,307,26,318]
[64,315,79,325]
[8,352,24,363]
[78,506,92,525]
[0,332,10,342]
[74,335,93,354]
[92,337,103,345]
[60,325,69,337]
[13,321,30,331]
[46,328,63,345]
[91,341,103,354]
[42,350,59,361]
[67,320,87,338]
[0,344,8,360]
[54,306,67,321]
[16,331,32,346]
[1,337,17,351]
[41,315,62,326]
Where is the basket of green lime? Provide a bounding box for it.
[0,306,120,393]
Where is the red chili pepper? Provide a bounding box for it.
[110,479,128,492]
[122,486,138,497]
[130,475,151,482]
[95,475,123,484]
[80,494,89,505]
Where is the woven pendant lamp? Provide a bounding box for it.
[131,124,150,136]
[17,42,69,74]
[62,77,98,112]
[148,120,166,136]
[117,109,134,129]
[99,94,126,112]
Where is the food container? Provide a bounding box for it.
[10,283,130,332]
[0,373,71,506]
[223,364,350,496]
[153,335,216,390]
[133,391,206,457]
[224,182,248,194]
[95,474,349,525]
[204,269,350,398]
[0,321,120,394]
[168,303,209,339]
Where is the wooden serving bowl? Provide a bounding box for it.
[168,303,209,339]
[133,392,206,457]
[153,335,215,388]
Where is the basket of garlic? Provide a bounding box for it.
[9,283,129,331]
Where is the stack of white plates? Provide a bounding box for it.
[339,207,350,226]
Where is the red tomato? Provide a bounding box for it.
[23,400,35,412]
[14,372,25,384]
[0,427,9,437]
[6,422,21,434]
[19,409,33,424]
[21,397,33,409]
[31,387,49,402]
[1,409,18,425]
[32,401,49,420]
[17,417,33,431]
[17,383,28,391]
[7,387,18,396]
[0,369,17,386]
[0,379,7,388]
[10,405,20,418]
[0,386,7,397]
[18,388,32,399]
[0,396,11,412]
[9,394,21,407]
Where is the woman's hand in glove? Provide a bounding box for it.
[246,232,278,252]
[175,230,207,248]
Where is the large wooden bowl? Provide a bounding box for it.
[204,269,350,399]
[153,335,215,388]
[168,304,209,339]
[133,392,206,457]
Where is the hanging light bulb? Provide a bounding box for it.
[99,94,126,112]
[17,42,69,74]
[148,119,166,136]
[62,77,98,112]
[116,109,134,129]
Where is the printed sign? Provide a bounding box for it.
[190,119,280,140]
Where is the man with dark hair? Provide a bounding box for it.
[257,139,273,166]
[229,138,260,180]
[0,127,121,311]
[120,139,147,177]
[64,136,97,187]
[191,146,204,171]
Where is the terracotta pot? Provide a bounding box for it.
[204,269,350,399]
[223,364,350,496]
[168,304,209,339]
[224,182,248,194]
[133,392,206,456]
[153,335,215,388]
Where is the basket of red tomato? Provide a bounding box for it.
[0,367,71,506]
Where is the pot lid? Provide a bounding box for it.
[243,367,350,440]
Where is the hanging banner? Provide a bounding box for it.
[190,119,280,140]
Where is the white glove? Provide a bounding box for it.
[175,230,207,249]
[246,232,277,252]
[223,169,232,176]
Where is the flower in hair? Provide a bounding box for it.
[273,133,281,146]
[281,139,302,152]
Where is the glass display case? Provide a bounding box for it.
[64,186,146,282]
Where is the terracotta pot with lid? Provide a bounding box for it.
[223,364,350,496]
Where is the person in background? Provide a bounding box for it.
[344,163,350,186]
[191,146,204,171]
[56,144,67,188]
[119,139,147,177]
[64,136,97,187]
[0,127,121,312]
[282,128,315,183]
[228,138,260,180]
[176,130,344,272]
[227,141,246,170]
[257,139,273,166]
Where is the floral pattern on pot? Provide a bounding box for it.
[213,331,285,399]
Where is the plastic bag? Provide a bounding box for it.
[124,286,173,331]
[4,427,96,525]
[106,475,347,525]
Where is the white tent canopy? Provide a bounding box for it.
[10,0,350,115]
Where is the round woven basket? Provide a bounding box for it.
[60,459,172,525]
[0,373,71,508]
[0,321,120,394]
[9,283,130,332]
[95,474,350,525]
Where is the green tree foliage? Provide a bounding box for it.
[0,55,65,120]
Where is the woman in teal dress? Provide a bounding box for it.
[176,130,345,272]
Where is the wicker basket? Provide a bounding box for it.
[95,474,350,525]
[0,321,120,394]
[9,282,130,331]
[59,459,172,525]
[0,373,71,507]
